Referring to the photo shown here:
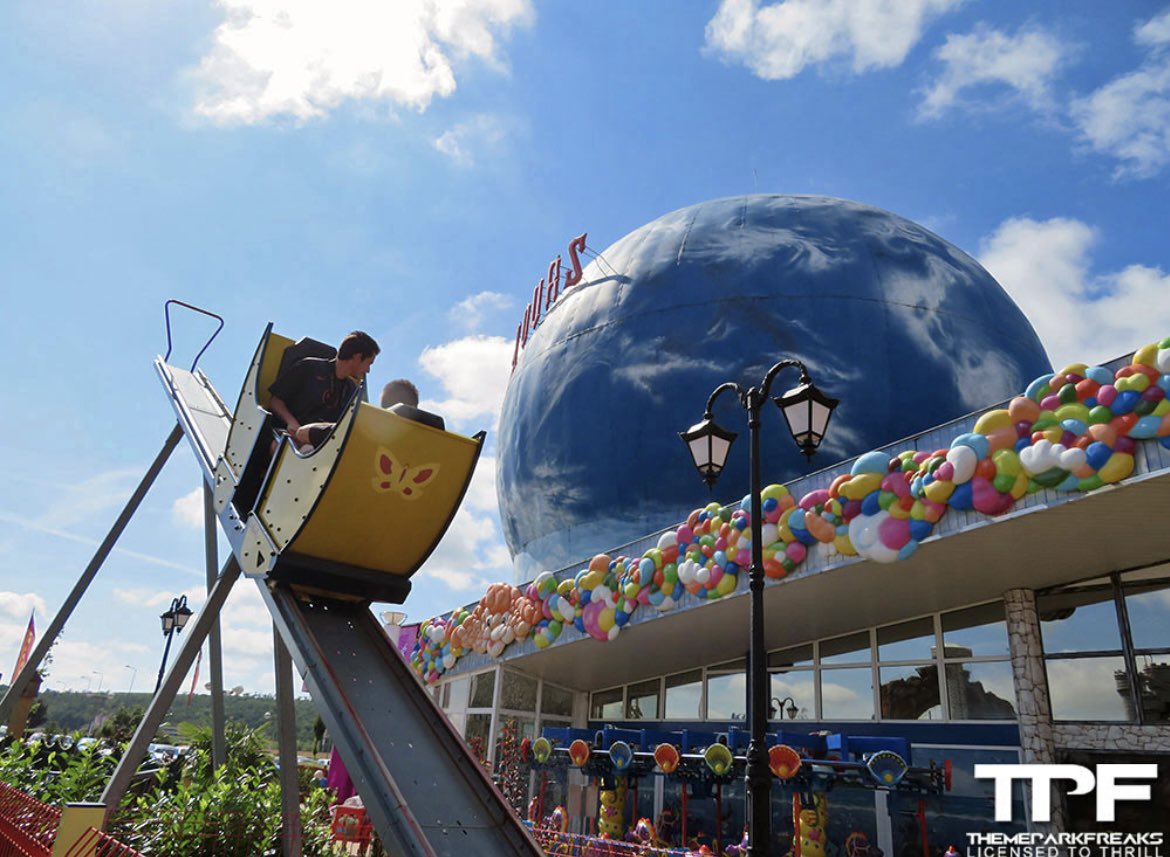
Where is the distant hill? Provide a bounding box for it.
[0,685,328,752]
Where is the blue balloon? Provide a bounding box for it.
[1112,390,1140,416]
[861,492,882,516]
[949,481,974,510]
[1085,441,1113,470]
[1025,374,1055,399]
[952,432,990,460]
[1085,366,1114,385]
[909,519,933,541]
[1132,415,1162,439]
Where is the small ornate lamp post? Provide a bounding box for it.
[154,595,193,694]
[770,696,799,721]
[680,359,837,855]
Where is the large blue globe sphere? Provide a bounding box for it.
[497,195,1051,577]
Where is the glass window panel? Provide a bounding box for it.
[464,713,491,764]
[769,644,814,669]
[941,602,1010,658]
[540,682,575,717]
[706,673,747,721]
[500,670,538,711]
[944,661,1017,720]
[494,716,536,776]
[1038,590,1122,653]
[1046,656,1131,721]
[907,746,1028,839]
[626,679,659,720]
[880,664,941,720]
[878,617,936,662]
[769,673,814,721]
[664,670,702,720]
[1125,584,1170,651]
[445,676,470,713]
[1136,655,1170,723]
[820,632,871,665]
[590,687,623,720]
[820,667,874,719]
[469,671,496,709]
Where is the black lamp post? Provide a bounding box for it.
[680,359,837,856]
[770,696,799,721]
[154,595,193,694]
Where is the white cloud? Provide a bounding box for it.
[464,456,498,514]
[416,505,511,592]
[448,290,512,332]
[29,467,142,531]
[112,588,195,609]
[192,0,534,125]
[919,25,1069,119]
[0,591,47,621]
[1070,53,1170,179]
[703,0,962,81]
[1135,7,1170,48]
[172,488,204,529]
[418,334,513,429]
[433,114,509,167]
[978,216,1170,368]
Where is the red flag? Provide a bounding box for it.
[12,612,35,679]
[187,648,203,706]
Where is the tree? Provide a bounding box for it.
[312,715,326,754]
[99,706,144,743]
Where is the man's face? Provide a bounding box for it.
[355,354,376,378]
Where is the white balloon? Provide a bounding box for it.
[946,445,978,484]
[559,599,576,622]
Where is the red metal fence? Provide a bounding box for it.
[0,783,58,857]
[61,827,146,857]
[0,784,146,857]
[531,826,693,856]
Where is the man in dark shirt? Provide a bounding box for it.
[269,331,380,449]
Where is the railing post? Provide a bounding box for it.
[51,803,105,857]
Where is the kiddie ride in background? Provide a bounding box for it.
[522,725,949,857]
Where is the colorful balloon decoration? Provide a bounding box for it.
[410,339,1170,684]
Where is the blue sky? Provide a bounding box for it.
[2,0,1169,698]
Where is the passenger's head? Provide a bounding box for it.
[337,331,380,378]
[381,379,420,409]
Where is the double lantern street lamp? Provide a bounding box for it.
[154,595,193,694]
[680,359,837,856]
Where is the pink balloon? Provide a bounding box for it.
[878,515,911,550]
[785,542,807,564]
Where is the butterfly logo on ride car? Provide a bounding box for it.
[372,447,439,500]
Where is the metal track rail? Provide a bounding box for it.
[261,583,543,857]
